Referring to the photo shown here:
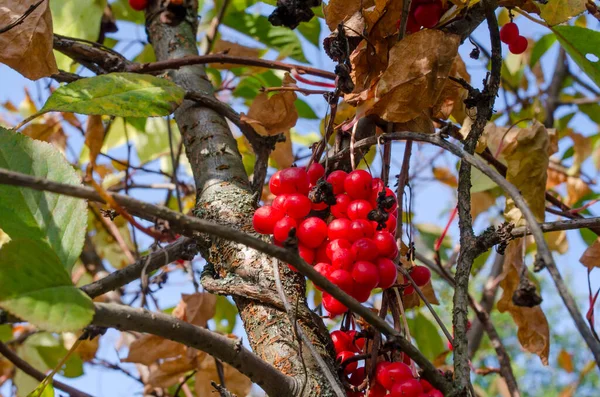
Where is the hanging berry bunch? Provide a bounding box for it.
[500,16,528,55]
[253,165,400,317]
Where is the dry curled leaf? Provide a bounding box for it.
[240,91,298,136]
[545,230,568,255]
[210,40,263,70]
[195,344,252,397]
[557,349,575,373]
[579,238,600,270]
[566,175,592,206]
[0,0,58,79]
[123,335,186,366]
[471,191,496,220]
[147,352,202,388]
[21,115,63,142]
[497,240,550,365]
[85,115,105,168]
[172,292,217,327]
[368,30,460,123]
[432,55,470,122]
[432,166,458,188]
[323,0,372,31]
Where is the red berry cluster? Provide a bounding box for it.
[253,166,400,317]
[500,22,528,55]
[404,0,444,34]
[400,265,432,296]
[332,329,444,397]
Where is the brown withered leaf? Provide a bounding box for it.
[147,352,202,388]
[210,40,263,70]
[0,0,58,79]
[21,115,63,142]
[497,240,550,364]
[432,55,470,122]
[566,176,592,206]
[195,346,252,397]
[349,37,389,93]
[394,110,435,135]
[85,115,105,167]
[364,0,404,39]
[545,230,568,254]
[498,0,540,14]
[63,332,99,362]
[402,279,440,310]
[579,239,600,270]
[368,30,460,123]
[568,131,592,174]
[432,166,458,188]
[172,292,217,327]
[471,191,496,220]
[123,335,186,366]
[323,0,373,31]
[271,129,294,169]
[546,167,567,190]
[557,349,575,372]
[241,92,298,136]
[61,112,82,130]
[502,121,549,226]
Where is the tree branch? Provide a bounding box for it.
[92,303,297,397]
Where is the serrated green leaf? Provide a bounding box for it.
[529,34,557,68]
[539,0,586,26]
[213,296,238,333]
[223,12,308,63]
[0,240,93,332]
[50,0,107,72]
[0,128,86,271]
[406,312,445,360]
[553,26,600,88]
[40,73,185,118]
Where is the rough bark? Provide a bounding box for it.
[145,2,340,396]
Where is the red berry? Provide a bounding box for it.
[129,0,148,11]
[323,293,347,316]
[377,362,413,390]
[307,163,325,184]
[329,269,354,293]
[283,193,311,219]
[352,283,372,302]
[390,379,423,397]
[332,248,356,270]
[428,390,443,397]
[269,170,283,195]
[346,330,365,352]
[373,214,397,234]
[314,263,332,290]
[373,231,397,258]
[315,243,329,263]
[420,379,433,392]
[344,170,373,199]
[252,206,284,234]
[327,239,352,260]
[349,366,366,386]
[331,194,351,218]
[348,219,375,242]
[331,330,352,353]
[328,218,352,241]
[368,383,388,397]
[413,2,442,29]
[272,194,288,212]
[403,284,415,295]
[273,217,297,242]
[348,200,374,220]
[377,258,398,289]
[311,201,328,211]
[500,22,519,44]
[405,14,421,34]
[337,351,358,374]
[297,217,328,248]
[327,170,348,194]
[351,238,379,262]
[352,261,379,289]
[298,244,315,265]
[279,167,310,195]
[509,35,528,54]
[410,266,431,286]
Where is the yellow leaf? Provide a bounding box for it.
[432,167,458,188]
[369,30,461,123]
[195,347,252,397]
[240,91,298,136]
[172,293,217,327]
[557,349,574,372]
[502,121,550,226]
[579,239,600,270]
[85,115,105,167]
[497,240,550,364]
[545,230,568,254]
[538,0,586,26]
[0,0,58,79]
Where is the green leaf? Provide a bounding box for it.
[0,324,12,342]
[295,99,318,119]
[0,240,94,332]
[539,0,586,26]
[40,73,185,118]
[213,296,238,333]
[111,0,145,24]
[223,12,308,63]
[27,383,55,397]
[407,312,445,360]
[36,344,83,378]
[0,128,86,271]
[553,26,600,88]
[297,17,321,47]
[50,0,107,72]
[529,34,557,68]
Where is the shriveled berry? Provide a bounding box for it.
[348,219,375,242]
[372,214,397,234]
[252,206,284,234]
[351,238,379,262]
[297,217,328,248]
[352,261,379,290]
[328,218,352,241]
[327,170,348,194]
[390,378,423,397]
[337,350,358,374]
[410,266,431,286]
[509,35,528,54]
[348,200,374,220]
[377,258,398,289]
[307,163,325,184]
[273,217,297,242]
[344,170,373,199]
[283,193,311,219]
[129,0,148,11]
[279,167,310,195]
[331,193,351,218]
[500,22,519,44]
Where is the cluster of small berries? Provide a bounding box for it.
[253,165,403,317]
[333,329,444,397]
[500,22,528,54]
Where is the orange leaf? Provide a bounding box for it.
[323,0,371,31]
[123,335,186,366]
[579,239,600,270]
[195,345,252,397]
[172,293,217,327]
[432,166,458,188]
[241,91,298,136]
[557,349,574,372]
[85,115,105,167]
